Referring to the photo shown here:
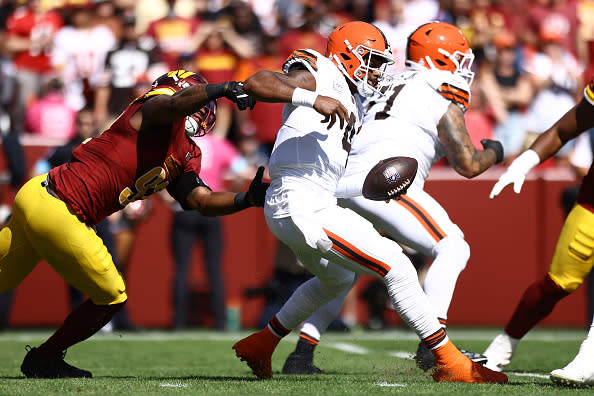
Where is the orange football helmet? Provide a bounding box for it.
[406,22,475,84]
[325,21,394,97]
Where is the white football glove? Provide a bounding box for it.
[489,150,541,199]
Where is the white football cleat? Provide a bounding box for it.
[550,338,594,387]
[483,333,519,372]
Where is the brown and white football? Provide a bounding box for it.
[362,156,418,201]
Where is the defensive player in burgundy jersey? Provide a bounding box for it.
[484,81,594,386]
[232,21,506,384]
[0,69,265,378]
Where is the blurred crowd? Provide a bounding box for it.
[1,0,594,330]
[0,0,593,169]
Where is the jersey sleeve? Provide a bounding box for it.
[282,49,319,74]
[425,70,471,112]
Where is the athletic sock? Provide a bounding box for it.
[37,299,124,357]
[422,327,448,350]
[504,273,568,339]
[295,332,318,356]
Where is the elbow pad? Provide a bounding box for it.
[166,172,211,210]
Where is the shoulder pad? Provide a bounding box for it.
[283,49,320,74]
[420,69,471,112]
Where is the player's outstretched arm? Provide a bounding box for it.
[243,69,350,130]
[140,82,254,129]
[437,103,503,178]
[490,97,594,199]
[183,166,269,216]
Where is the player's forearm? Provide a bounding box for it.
[243,70,294,103]
[187,190,243,216]
[142,84,212,125]
[438,105,497,178]
[529,99,594,161]
[243,69,315,103]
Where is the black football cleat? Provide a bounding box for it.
[459,348,488,365]
[414,342,487,371]
[21,345,93,378]
[282,351,324,375]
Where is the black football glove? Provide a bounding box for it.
[481,139,504,164]
[234,166,269,209]
[224,81,256,111]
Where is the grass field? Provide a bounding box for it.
[0,327,590,395]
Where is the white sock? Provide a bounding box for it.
[424,236,469,318]
[383,256,442,340]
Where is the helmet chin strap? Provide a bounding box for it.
[356,79,374,97]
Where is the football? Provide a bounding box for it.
[362,156,418,201]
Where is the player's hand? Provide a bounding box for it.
[246,166,268,207]
[489,168,526,199]
[313,96,350,130]
[224,81,256,111]
[481,139,504,164]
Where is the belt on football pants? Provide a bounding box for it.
[41,178,60,199]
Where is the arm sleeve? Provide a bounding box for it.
[166,172,211,210]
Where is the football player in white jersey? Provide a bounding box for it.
[232,21,507,384]
[279,21,505,375]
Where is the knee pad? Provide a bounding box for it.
[432,235,470,272]
[551,222,594,293]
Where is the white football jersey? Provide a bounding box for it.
[338,68,470,196]
[266,49,363,218]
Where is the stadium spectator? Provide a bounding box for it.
[4,0,63,134]
[24,78,77,139]
[521,0,580,56]
[228,0,264,56]
[480,30,533,161]
[521,22,583,163]
[163,133,253,330]
[91,0,123,40]
[234,33,284,158]
[51,3,116,112]
[278,3,326,59]
[484,82,594,386]
[373,0,421,74]
[191,17,255,138]
[0,69,262,378]
[94,15,166,128]
[143,0,200,70]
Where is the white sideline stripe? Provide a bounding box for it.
[159,382,188,388]
[389,351,415,360]
[326,342,370,355]
[508,372,550,379]
[0,328,586,342]
[376,381,406,387]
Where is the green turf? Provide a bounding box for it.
[0,328,590,395]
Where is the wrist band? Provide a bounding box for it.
[509,149,541,175]
[234,191,251,210]
[206,83,227,101]
[291,87,317,107]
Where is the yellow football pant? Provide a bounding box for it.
[0,174,127,305]
[549,203,594,292]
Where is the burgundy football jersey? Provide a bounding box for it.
[49,101,202,224]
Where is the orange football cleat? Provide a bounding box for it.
[233,327,280,379]
[431,340,508,383]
